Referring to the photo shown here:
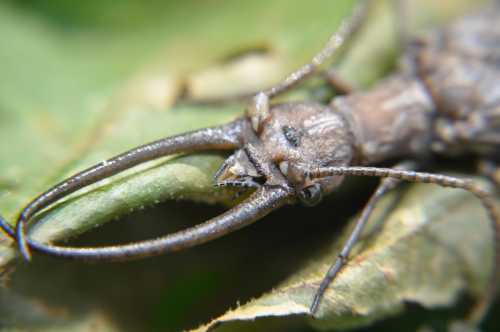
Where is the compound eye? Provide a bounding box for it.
[298,183,322,207]
[282,125,301,147]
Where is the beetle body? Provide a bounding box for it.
[218,9,500,208]
[1,1,499,327]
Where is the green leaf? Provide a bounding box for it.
[0,0,496,331]
[193,181,497,332]
[0,0,359,266]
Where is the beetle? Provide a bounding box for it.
[0,0,499,327]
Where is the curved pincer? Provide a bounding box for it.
[3,185,293,261]
[5,118,252,261]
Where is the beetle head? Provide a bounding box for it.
[215,102,355,205]
[259,102,355,205]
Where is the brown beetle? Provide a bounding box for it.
[1,0,498,326]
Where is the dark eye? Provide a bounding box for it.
[282,125,301,147]
[298,183,322,206]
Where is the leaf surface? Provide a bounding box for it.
[0,1,495,331]
[193,182,497,331]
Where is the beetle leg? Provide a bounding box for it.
[307,165,500,324]
[310,162,414,315]
[1,185,293,261]
[8,118,251,261]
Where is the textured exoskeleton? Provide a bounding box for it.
[1,1,499,327]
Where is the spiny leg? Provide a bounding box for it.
[1,186,292,261]
[310,162,413,314]
[307,166,500,324]
[247,0,372,132]
[8,119,249,261]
